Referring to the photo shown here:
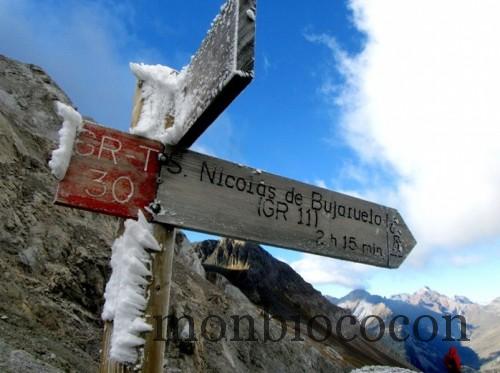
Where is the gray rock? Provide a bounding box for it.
[0,339,63,373]
[175,232,206,278]
[8,350,63,373]
[0,54,113,372]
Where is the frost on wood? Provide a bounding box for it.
[129,0,253,146]
[129,62,185,145]
[102,211,161,364]
[48,101,82,180]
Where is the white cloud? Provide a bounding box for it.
[290,254,372,289]
[314,179,327,188]
[450,254,484,267]
[190,144,215,156]
[0,0,149,131]
[310,0,500,261]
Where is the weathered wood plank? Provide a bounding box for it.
[142,224,176,373]
[175,0,256,148]
[99,224,130,373]
[54,121,163,219]
[131,78,177,373]
[154,147,416,268]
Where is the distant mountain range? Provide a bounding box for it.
[330,287,500,372]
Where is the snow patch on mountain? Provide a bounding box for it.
[391,286,477,315]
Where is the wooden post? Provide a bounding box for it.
[99,81,176,373]
[100,223,130,373]
[134,78,177,371]
[142,224,176,372]
[99,321,126,373]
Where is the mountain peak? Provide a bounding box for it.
[417,286,434,294]
[485,297,500,315]
[454,295,473,304]
[490,297,500,304]
[338,285,498,371]
[345,289,371,300]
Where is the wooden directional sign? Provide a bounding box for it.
[172,0,256,148]
[55,121,163,219]
[51,0,417,270]
[153,148,416,268]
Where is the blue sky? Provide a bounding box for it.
[2,0,500,304]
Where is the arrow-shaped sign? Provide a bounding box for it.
[153,147,416,268]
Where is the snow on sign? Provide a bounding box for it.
[167,0,256,148]
[154,147,417,268]
[54,121,163,219]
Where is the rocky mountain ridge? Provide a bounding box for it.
[334,287,500,372]
[391,286,480,316]
[193,239,413,368]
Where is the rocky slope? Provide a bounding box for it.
[0,54,414,372]
[334,287,500,372]
[0,54,119,372]
[193,239,413,369]
[167,234,357,372]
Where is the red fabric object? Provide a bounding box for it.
[443,346,461,373]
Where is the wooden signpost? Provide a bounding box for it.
[56,123,416,268]
[54,1,257,372]
[153,147,415,268]
[51,0,415,371]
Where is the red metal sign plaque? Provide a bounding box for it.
[54,121,163,219]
